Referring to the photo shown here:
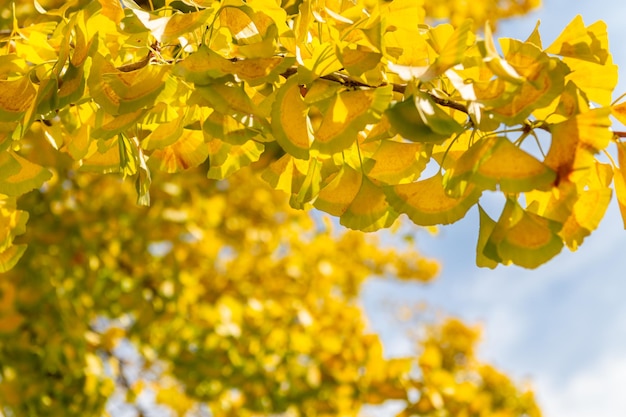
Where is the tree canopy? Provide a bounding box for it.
[0,0,599,415]
[2,0,624,271]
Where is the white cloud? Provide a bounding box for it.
[536,352,626,417]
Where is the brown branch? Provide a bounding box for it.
[280,66,470,115]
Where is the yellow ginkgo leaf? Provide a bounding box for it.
[313,86,392,155]
[79,138,121,173]
[0,77,36,122]
[613,166,626,229]
[206,139,264,180]
[261,153,308,195]
[446,136,556,193]
[271,76,312,160]
[365,140,430,185]
[476,206,498,269]
[485,198,564,269]
[151,129,209,173]
[314,165,362,216]
[546,16,610,64]
[0,196,29,251]
[340,175,398,232]
[385,173,481,226]
[89,54,171,115]
[0,151,52,197]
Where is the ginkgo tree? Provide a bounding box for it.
[0,0,579,416]
[1,0,624,271]
[0,151,541,416]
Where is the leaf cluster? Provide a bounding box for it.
[2,0,626,270]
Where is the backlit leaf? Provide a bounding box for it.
[312,85,392,155]
[0,77,36,122]
[206,139,264,179]
[385,173,481,226]
[386,94,463,143]
[0,152,52,196]
[546,16,609,64]
[271,76,312,160]
[365,140,431,185]
[446,136,556,193]
[485,199,564,269]
[151,129,209,173]
[340,175,398,232]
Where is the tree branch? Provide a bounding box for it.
[280,67,470,115]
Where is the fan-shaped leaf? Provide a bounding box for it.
[312,85,392,155]
[446,136,556,193]
[385,173,481,226]
[0,152,52,196]
[271,76,311,160]
[484,199,564,269]
[151,129,209,173]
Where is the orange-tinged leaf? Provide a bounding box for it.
[0,309,25,330]
[271,76,311,160]
[385,173,481,226]
[219,3,262,44]
[151,129,209,173]
[545,109,612,181]
[0,152,52,196]
[611,102,626,126]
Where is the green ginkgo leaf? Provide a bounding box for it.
[386,94,463,143]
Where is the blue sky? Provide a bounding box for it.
[363,2,626,416]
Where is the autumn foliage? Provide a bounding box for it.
[0,0,622,414]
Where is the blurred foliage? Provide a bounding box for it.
[0,136,539,416]
[423,0,541,29]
